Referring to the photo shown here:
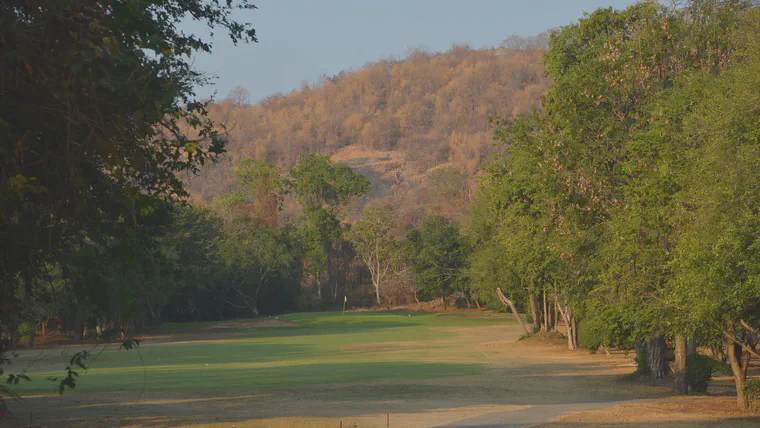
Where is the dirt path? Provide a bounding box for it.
[7,320,760,427]
[439,400,648,428]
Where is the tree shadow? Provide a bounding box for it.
[5,356,683,427]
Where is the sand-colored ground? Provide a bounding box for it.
[7,318,760,427]
[205,319,302,329]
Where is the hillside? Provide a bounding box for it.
[187,45,549,222]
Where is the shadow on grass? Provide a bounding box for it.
[150,312,513,341]
[6,356,690,428]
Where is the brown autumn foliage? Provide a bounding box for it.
[186,44,549,222]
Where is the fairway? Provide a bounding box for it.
[14,313,500,396]
[9,312,760,427]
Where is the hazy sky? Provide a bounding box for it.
[187,0,638,103]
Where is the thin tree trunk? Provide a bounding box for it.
[687,337,698,356]
[374,281,381,305]
[674,335,688,394]
[557,301,575,350]
[528,294,540,333]
[542,289,548,332]
[327,253,336,303]
[497,288,529,335]
[572,316,579,349]
[728,341,749,410]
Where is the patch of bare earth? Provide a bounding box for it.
[536,396,760,427]
[205,319,302,329]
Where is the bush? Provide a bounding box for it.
[742,379,760,411]
[454,297,468,309]
[687,354,714,393]
[635,351,650,376]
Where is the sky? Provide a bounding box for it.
[187,0,638,103]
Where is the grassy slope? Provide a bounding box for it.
[14,312,513,396]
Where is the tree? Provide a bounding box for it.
[217,226,295,317]
[667,8,760,407]
[346,204,399,304]
[228,86,252,107]
[288,154,370,302]
[0,0,256,402]
[1,0,256,296]
[235,157,285,228]
[404,216,469,308]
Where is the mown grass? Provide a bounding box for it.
[14,312,512,396]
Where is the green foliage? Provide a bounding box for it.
[288,154,370,212]
[743,379,760,411]
[582,309,637,352]
[286,154,370,302]
[475,1,760,364]
[47,351,90,395]
[405,216,469,303]
[1,0,256,316]
[687,354,716,393]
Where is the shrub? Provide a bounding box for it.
[454,297,468,309]
[635,351,651,376]
[687,354,714,393]
[742,379,760,411]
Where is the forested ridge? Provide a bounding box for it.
[4,0,760,417]
[187,44,550,222]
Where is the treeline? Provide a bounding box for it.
[464,0,760,410]
[2,153,378,349]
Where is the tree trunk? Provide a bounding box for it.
[557,302,575,350]
[674,335,688,394]
[542,289,547,332]
[572,317,579,349]
[728,341,749,410]
[496,288,529,335]
[528,294,540,333]
[316,277,322,301]
[647,335,669,379]
[687,337,698,356]
[553,301,559,332]
[375,282,381,305]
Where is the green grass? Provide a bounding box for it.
[14,312,512,396]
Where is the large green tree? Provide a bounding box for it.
[288,154,370,302]
[405,216,469,308]
[666,8,760,406]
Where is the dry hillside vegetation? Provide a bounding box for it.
[187,46,549,222]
